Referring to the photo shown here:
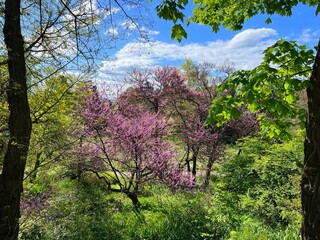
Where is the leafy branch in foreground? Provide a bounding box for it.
[206,39,314,139]
[154,0,319,41]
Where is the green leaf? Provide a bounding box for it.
[231,108,241,119]
[171,24,187,42]
[316,4,320,16]
[265,17,272,24]
[247,90,255,104]
[285,94,296,104]
[178,0,188,5]
[284,82,290,91]
[294,57,304,66]
[248,101,259,112]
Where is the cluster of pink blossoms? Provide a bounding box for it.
[74,84,194,193]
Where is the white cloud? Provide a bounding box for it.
[63,0,100,24]
[121,20,138,30]
[140,26,160,36]
[100,28,278,79]
[117,21,160,39]
[93,77,131,101]
[296,29,320,43]
[102,7,120,17]
[229,28,277,48]
[105,27,119,36]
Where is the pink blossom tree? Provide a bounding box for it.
[123,66,259,187]
[73,84,194,206]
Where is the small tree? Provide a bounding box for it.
[124,67,259,187]
[72,85,194,206]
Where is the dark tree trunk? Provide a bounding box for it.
[191,147,199,177]
[186,159,191,172]
[302,40,320,240]
[203,154,216,189]
[125,191,140,207]
[0,0,32,239]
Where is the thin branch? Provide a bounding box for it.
[114,0,142,35]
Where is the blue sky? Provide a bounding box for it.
[97,2,320,81]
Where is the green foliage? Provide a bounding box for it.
[26,75,80,183]
[191,0,319,32]
[217,130,303,228]
[181,59,228,90]
[156,0,186,23]
[206,39,314,138]
[21,178,118,240]
[155,0,188,42]
[228,218,300,240]
[155,0,320,40]
[171,24,187,42]
[20,128,303,239]
[185,130,303,240]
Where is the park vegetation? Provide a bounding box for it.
[17,64,305,239]
[0,0,319,239]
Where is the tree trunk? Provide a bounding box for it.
[0,0,32,239]
[191,147,199,177]
[302,39,320,240]
[125,191,140,207]
[203,154,216,189]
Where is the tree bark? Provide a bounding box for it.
[203,154,216,189]
[302,39,320,240]
[125,191,140,208]
[191,147,199,177]
[0,0,32,239]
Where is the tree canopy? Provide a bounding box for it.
[206,39,314,138]
[155,0,320,41]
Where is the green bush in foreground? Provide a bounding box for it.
[211,130,303,239]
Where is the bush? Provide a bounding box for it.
[209,130,303,239]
